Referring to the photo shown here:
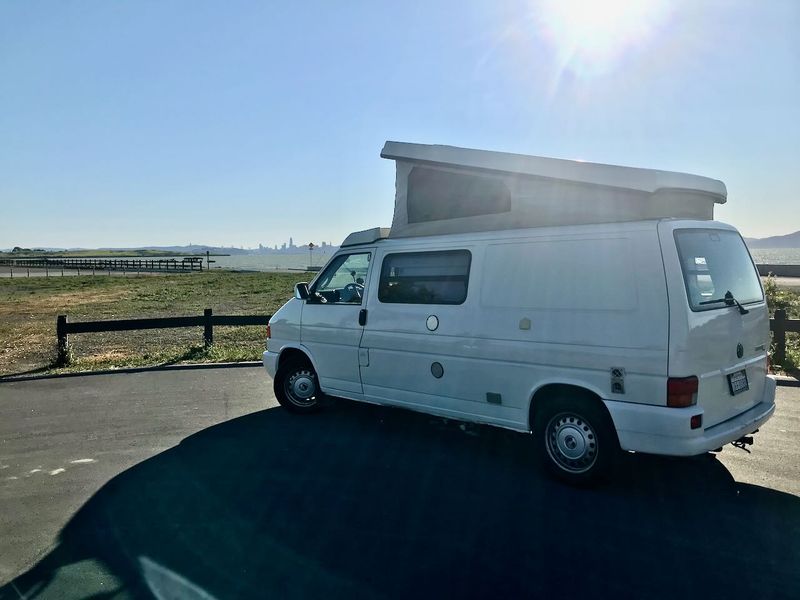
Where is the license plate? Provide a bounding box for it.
[728,369,749,395]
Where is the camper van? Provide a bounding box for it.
[263,142,776,484]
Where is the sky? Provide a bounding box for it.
[1,0,798,248]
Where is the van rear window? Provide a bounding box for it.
[379,250,471,305]
[674,229,763,311]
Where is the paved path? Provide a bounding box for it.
[769,275,800,290]
[1,368,799,599]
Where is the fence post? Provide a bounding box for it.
[204,308,213,348]
[773,309,787,366]
[57,315,70,366]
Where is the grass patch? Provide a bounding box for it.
[0,272,308,376]
[46,341,262,376]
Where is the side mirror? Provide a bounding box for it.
[294,282,310,300]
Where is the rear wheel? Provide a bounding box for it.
[534,393,618,485]
[274,357,324,414]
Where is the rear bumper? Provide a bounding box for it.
[605,376,777,456]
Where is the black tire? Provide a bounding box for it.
[533,392,619,486]
[273,356,324,414]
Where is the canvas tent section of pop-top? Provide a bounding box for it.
[379,141,727,239]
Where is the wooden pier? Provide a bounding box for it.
[0,256,204,273]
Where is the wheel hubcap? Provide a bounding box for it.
[545,412,598,474]
[286,370,317,406]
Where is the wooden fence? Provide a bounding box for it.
[758,264,800,278]
[772,309,800,367]
[56,309,271,366]
[51,308,799,369]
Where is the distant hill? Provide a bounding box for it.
[744,231,800,249]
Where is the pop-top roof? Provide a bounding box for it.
[380,141,727,238]
[381,142,727,199]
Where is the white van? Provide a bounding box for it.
[263,142,776,484]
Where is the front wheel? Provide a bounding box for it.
[274,358,324,414]
[534,394,619,485]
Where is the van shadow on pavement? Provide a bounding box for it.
[3,400,800,599]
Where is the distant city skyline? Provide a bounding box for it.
[1,1,798,247]
[256,238,337,253]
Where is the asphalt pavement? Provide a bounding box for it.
[0,367,268,588]
[1,367,799,599]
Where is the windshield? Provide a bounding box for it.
[674,229,763,311]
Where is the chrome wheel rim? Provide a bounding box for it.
[285,369,317,407]
[545,412,598,474]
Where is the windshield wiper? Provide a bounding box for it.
[699,290,749,315]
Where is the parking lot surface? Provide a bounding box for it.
[1,368,799,599]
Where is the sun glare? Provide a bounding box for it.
[539,0,671,76]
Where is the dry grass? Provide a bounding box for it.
[0,271,308,376]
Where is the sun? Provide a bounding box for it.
[538,0,671,76]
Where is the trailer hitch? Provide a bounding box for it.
[731,435,754,453]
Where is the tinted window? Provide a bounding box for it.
[674,229,763,311]
[407,167,511,223]
[379,250,471,305]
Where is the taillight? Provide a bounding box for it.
[667,376,698,408]
[266,324,271,339]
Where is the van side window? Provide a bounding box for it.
[312,252,371,304]
[378,250,471,305]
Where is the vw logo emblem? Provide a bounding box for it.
[736,343,744,359]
